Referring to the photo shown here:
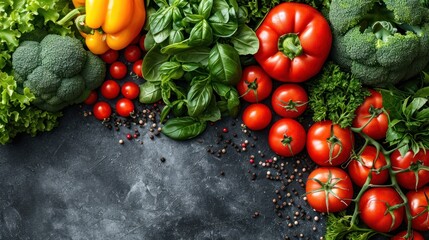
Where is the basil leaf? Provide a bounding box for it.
[414,86,429,98]
[144,31,156,50]
[176,47,210,64]
[198,0,213,19]
[154,0,168,8]
[189,20,213,46]
[160,105,171,123]
[226,89,240,117]
[212,82,231,97]
[159,61,184,80]
[185,14,205,24]
[208,43,242,85]
[161,39,193,55]
[209,9,238,37]
[142,45,170,82]
[172,100,187,117]
[182,63,201,72]
[198,97,221,122]
[139,82,162,104]
[169,29,184,44]
[187,77,213,117]
[230,25,259,55]
[149,7,173,36]
[162,117,207,140]
[404,97,427,117]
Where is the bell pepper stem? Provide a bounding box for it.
[57,7,86,26]
[278,33,303,60]
[75,15,94,35]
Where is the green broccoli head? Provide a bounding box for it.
[329,0,429,87]
[12,34,106,112]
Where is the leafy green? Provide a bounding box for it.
[308,63,370,128]
[325,212,377,240]
[161,117,207,141]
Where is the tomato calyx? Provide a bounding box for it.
[413,191,429,221]
[275,97,307,112]
[369,105,384,117]
[327,125,343,165]
[281,134,294,155]
[278,33,303,60]
[384,201,405,232]
[240,78,260,102]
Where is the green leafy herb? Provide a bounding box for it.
[161,117,207,141]
[325,212,377,240]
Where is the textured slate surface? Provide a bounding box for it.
[0,106,326,240]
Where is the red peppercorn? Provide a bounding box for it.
[250,159,255,164]
[241,143,247,148]
[126,134,132,140]
[222,128,228,133]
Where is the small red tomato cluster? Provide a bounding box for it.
[84,34,146,120]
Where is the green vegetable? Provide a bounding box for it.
[141,0,258,141]
[12,34,106,112]
[307,63,370,128]
[325,212,377,240]
[0,71,61,144]
[328,0,429,87]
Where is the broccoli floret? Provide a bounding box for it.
[12,34,106,112]
[329,0,429,87]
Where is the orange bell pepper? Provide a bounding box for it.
[85,0,134,34]
[72,0,85,7]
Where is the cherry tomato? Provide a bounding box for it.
[131,34,140,45]
[93,101,112,120]
[407,186,429,231]
[121,81,140,100]
[359,187,404,233]
[347,145,389,187]
[242,103,272,131]
[306,120,354,166]
[115,98,134,117]
[236,65,272,103]
[391,230,425,240]
[271,84,308,118]
[352,89,388,140]
[139,34,146,52]
[268,118,306,157]
[100,80,120,99]
[124,45,142,63]
[305,167,353,213]
[391,149,429,190]
[110,61,127,79]
[100,49,119,64]
[132,59,143,78]
[83,90,98,105]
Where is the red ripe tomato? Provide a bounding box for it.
[348,145,389,187]
[271,84,308,118]
[305,167,353,213]
[236,65,272,103]
[306,120,354,166]
[407,186,429,231]
[132,59,143,78]
[124,45,142,63]
[83,90,98,105]
[100,80,120,99]
[115,98,134,117]
[391,230,425,240]
[391,149,429,190]
[242,103,272,130]
[110,61,127,79]
[100,49,119,64]
[268,118,306,157]
[359,187,404,233]
[121,81,140,100]
[352,89,388,140]
[139,35,146,52]
[93,101,112,120]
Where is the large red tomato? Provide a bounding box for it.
[352,89,388,140]
[268,118,306,157]
[242,103,272,131]
[407,186,429,231]
[271,84,308,118]
[391,149,429,190]
[347,145,389,187]
[305,167,353,213]
[391,230,425,240]
[306,120,354,166]
[236,65,272,103]
[359,187,404,233]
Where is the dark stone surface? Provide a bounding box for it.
[0,106,326,240]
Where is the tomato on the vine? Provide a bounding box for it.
[115,98,134,117]
[100,49,119,64]
[242,103,272,131]
[121,82,140,100]
[348,145,389,187]
[271,84,308,118]
[100,80,120,99]
[132,59,143,78]
[407,186,429,231]
[391,149,429,190]
[306,120,354,166]
[110,61,127,79]
[268,118,306,157]
[236,65,272,103]
[83,90,98,105]
[305,167,353,213]
[93,101,112,120]
[124,45,142,63]
[359,187,404,233]
[391,230,425,240]
[352,89,388,140]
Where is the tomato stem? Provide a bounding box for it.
[278,33,303,60]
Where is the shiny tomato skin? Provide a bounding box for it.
[132,59,143,78]
[407,186,429,231]
[268,118,306,157]
[109,61,127,79]
[306,167,353,213]
[83,90,98,105]
[100,80,120,99]
[306,120,354,166]
[391,230,425,240]
[139,35,146,52]
[352,89,388,140]
[391,149,429,190]
[236,65,272,103]
[348,145,389,187]
[271,83,308,118]
[359,187,404,233]
[93,101,112,120]
[124,45,142,63]
[121,82,140,100]
[100,49,119,64]
[242,103,272,131]
[115,98,135,117]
